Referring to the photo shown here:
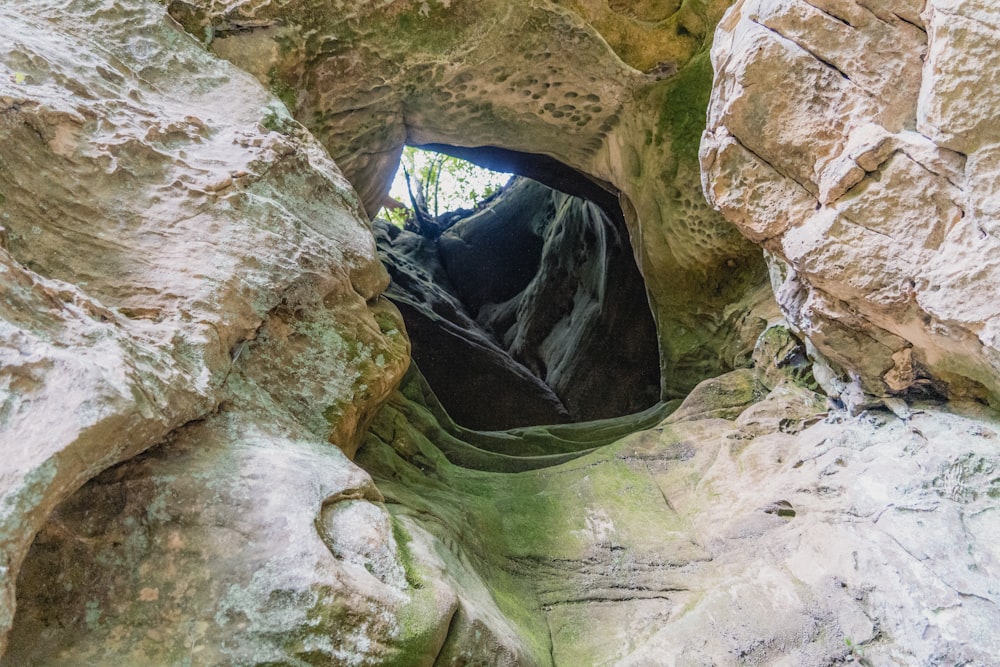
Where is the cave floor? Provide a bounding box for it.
[356,364,1000,665]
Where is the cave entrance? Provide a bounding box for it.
[375,146,661,431]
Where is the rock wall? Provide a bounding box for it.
[379,177,660,429]
[2,0,1000,664]
[0,0,407,656]
[168,0,775,398]
[701,0,1000,410]
[376,180,574,429]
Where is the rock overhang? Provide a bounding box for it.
[170,0,775,400]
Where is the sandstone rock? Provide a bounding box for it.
[4,0,1000,663]
[18,352,1000,663]
[171,0,774,398]
[354,371,1000,665]
[0,0,407,653]
[377,175,660,428]
[702,0,1000,405]
[751,322,817,392]
[437,179,550,316]
[497,182,660,421]
[376,212,573,430]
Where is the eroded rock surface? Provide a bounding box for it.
[377,176,660,429]
[702,0,1000,408]
[357,366,1000,665]
[168,0,774,397]
[0,0,407,655]
[15,326,1000,664]
[2,0,1000,664]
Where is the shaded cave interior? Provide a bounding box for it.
[374,145,662,431]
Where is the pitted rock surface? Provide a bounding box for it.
[2,0,1000,664]
[167,0,773,398]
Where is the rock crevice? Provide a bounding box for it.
[377,174,660,429]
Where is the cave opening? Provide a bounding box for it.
[374,145,661,431]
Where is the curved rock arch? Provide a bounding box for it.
[170,0,776,398]
[5,2,1000,664]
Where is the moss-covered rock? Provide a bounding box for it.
[346,366,1000,665]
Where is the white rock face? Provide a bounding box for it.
[0,0,408,654]
[701,0,1000,409]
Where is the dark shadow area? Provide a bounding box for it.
[376,147,660,430]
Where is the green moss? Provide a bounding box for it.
[651,49,713,158]
[392,11,458,53]
[373,311,401,337]
[267,66,299,112]
[390,517,422,590]
[164,2,210,43]
[274,33,297,56]
[354,2,479,58]
[262,109,293,135]
[321,401,348,427]
[352,365,726,664]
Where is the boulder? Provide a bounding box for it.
[701,0,1000,408]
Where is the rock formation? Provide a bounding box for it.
[0,0,999,664]
[377,175,660,430]
[701,0,1000,411]
[166,0,775,397]
[0,0,408,658]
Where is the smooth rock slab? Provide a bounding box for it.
[359,369,1000,665]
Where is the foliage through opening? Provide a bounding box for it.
[380,147,512,235]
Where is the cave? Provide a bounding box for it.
[375,146,661,430]
[4,1,1000,665]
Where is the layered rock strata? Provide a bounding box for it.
[701,0,1000,409]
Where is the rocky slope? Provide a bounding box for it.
[0,0,999,664]
[13,338,1000,665]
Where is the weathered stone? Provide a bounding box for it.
[702,0,1000,404]
[3,0,1000,663]
[752,322,817,392]
[376,212,573,430]
[378,176,660,428]
[169,0,773,398]
[437,179,549,315]
[0,0,408,653]
[353,372,999,665]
